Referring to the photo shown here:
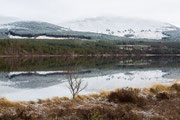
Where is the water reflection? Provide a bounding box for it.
[0,57,180,101]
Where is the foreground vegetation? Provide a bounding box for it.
[0,83,179,120]
[1,39,180,56]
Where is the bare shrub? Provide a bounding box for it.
[67,72,88,99]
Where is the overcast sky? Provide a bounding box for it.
[0,0,180,27]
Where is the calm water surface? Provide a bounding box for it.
[0,57,180,101]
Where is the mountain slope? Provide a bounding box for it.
[59,16,179,40]
[0,21,122,40]
[162,27,180,41]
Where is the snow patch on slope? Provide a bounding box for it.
[8,34,76,39]
[60,16,177,39]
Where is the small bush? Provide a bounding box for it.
[107,88,144,104]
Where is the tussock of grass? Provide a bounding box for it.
[89,93,100,99]
[0,83,180,120]
[0,97,20,108]
[171,82,180,92]
[143,82,180,94]
[51,97,69,103]
[151,84,171,93]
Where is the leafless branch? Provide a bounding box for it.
[66,72,88,99]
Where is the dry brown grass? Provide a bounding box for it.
[0,97,26,109]
[0,83,180,120]
[144,82,180,94]
[89,93,100,99]
[171,82,180,93]
[0,97,18,107]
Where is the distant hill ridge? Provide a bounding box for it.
[0,17,180,41]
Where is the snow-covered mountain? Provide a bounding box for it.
[0,21,121,40]
[0,17,179,41]
[59,16,179,40]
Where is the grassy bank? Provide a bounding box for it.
[0,83,180,120]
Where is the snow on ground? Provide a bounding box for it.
[8,34,76,39]
[35,36,72,39]
[0,70,175,101]
[60,16,177,39]
[8,34,30,39]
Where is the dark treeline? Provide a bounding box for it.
[0,39,120,56]
[1,39,180,56]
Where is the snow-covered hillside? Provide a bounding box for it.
[0,18,179,41]
[0,21,71,39]
[0,21,121,40]
[60,16,178,40]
